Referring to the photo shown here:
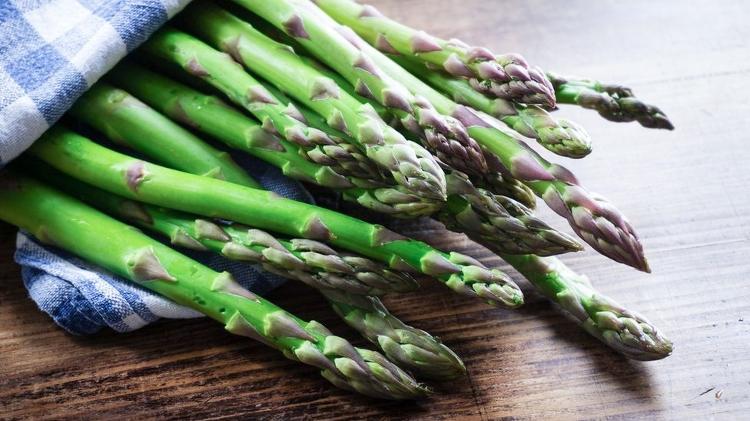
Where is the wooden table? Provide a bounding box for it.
[2,0,750,419]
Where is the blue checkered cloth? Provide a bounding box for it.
[0,0,191,165]
[0,0,307,335]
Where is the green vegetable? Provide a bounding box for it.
[141,28,383,183]
[36,165,419,297]
[502,254,673,360]
[142,26,447,202]
[0,172,429,399]
[273,51,580,255]
[547,72,674,130]
[28,127,524,308]
[320,288,466,380]
[318,22,650,272]
[106,62,440,218]
[312,0,555,106]
[69,82,259,187]
[220,0,489,177]
[396,58,592,159]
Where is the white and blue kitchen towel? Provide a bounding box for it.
[1,0,308,335]
[0,0,191,166]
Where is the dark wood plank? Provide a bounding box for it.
[2,0,750,419]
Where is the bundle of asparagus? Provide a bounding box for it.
[0,0,675,400]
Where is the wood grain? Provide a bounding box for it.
[2,0,750,419]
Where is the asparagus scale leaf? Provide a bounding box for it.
[29,128,524,308]
[0,173,429,399]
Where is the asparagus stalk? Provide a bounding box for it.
[37,166,418,296]
[277,58,581,255]
[441,171,582,256]
[320,288,466,380]
[29,127,524,308]
[178,8,449,200]
[37,162,467,375]
[502,254,672,360]
[397,58,592,159]
[219,1,488,177]
[324,23,650,272]
[142,27,447,203]
[140,28,384,184]
[0,173,429,399]
[547,72,674,130]
[68,82,261,188]
[312,0,555,106]
[106,63,440,218]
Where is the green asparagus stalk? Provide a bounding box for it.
[312,0,555,106]
[0,173,429,399]
[68,83,259,187]
[106,62,440,218]
[140,28,384,183]
[178,8,448,200]
[29,127,524,308]
[250,73,445,218]
[142,27,446,202]
[37,162,466,375]
[219,1,488,177]
[547,72,674,130]
[396,58,592,159]
[441,171,582,256]
[502,254,672,360]
[35,166,418,297]
[106,63,356,189]
[278,58,581,255]
[323,23,650,272]
[320,288,466,380]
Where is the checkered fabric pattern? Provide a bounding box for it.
[0,0,191,166]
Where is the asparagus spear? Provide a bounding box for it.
[396,58,592,159]
[0,173,429,399]
[38,166,417,296]
[502,254,672,360]
[37,161,468,375]
[311,0,555,106]
[68,82,261,187]
[325,23,650,272]
[441,171,582,256]
[29,127,524,308]
[142,27,447,203]
[217,1,488,177]
[320,288,466,380]
[547,72,674,130]
[106,63,441,218]
[140,28,384,184]
[248,49,580,255]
